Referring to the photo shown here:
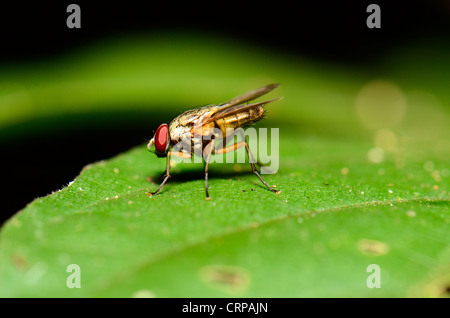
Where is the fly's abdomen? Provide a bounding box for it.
[215,106,264,136]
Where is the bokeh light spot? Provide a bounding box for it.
[355,80,407,130]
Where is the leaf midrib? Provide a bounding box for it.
[91,197,446,295]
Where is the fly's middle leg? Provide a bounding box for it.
[203,140,215,200]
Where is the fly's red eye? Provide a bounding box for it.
[154,124,169,154]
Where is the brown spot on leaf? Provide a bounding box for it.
[199,265,250,294]
[357,239,390,256]
[12,254,28,271]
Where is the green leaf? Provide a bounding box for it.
[1,135,448,297]
[0,34,449,297]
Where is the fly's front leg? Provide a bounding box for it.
[203,140,215,200]
[146,152,172,196]
[215,141,280,194]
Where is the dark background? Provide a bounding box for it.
[0,0,449,224]
[2,1,449,63]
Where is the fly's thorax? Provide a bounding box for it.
[169,105,219,141]
[169,124,188,142]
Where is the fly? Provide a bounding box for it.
[146,83,282,200]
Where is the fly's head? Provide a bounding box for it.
[148,123,171,157]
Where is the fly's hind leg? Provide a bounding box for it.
[245,143,280,194]
[214,141,280,194]
[237,130,268,169]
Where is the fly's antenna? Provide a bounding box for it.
[147,138,154,150]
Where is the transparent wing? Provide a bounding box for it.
[219,83,280,109]
[203,97,282,125]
